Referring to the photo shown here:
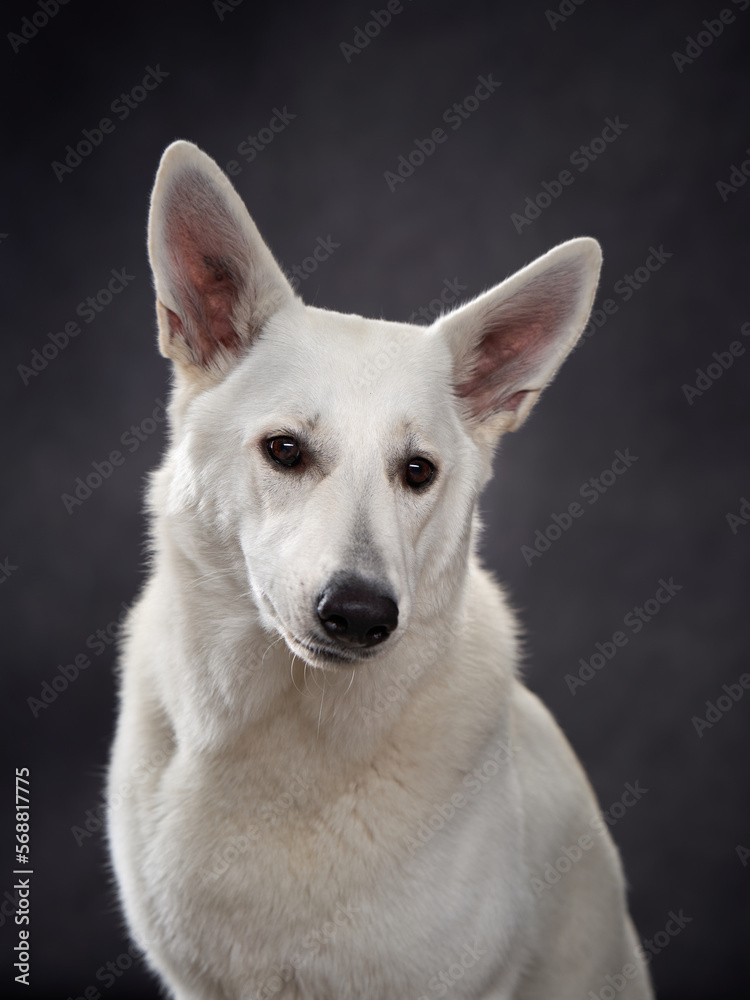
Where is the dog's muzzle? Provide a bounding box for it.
[317,576,398,648]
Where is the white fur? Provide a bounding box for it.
[107,140,654,1000]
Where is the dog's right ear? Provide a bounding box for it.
[147,140,296,377]
[435,238,602,437]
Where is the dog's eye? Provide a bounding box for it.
[405,457,435,489]
[267,436,302,467]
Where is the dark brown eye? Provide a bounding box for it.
[267,436,302,467]
[405,457,435,488]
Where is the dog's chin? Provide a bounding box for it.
[285,633,383,670]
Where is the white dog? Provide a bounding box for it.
[107,140,654,1000]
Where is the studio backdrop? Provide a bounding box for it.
[2,0,748,997]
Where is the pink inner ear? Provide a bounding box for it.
[175,247,243,365]
[454,261,582,420]
[161,172,248,367]
[457,322,548,416]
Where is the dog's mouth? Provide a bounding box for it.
[287,633,381,669]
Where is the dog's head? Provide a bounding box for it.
[147,141,600,672]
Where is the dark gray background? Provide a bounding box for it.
[2,0,748,996]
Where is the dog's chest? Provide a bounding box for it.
[142,728,525,995]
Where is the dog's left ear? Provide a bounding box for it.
[147,140,297,379]
[436,238,601,434]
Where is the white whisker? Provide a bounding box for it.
[290,654,305,697]
[307,664,326,693]
[317,672,327,738]
[344,667,356,696]
[302,661,313,696]
[261,633,285,666]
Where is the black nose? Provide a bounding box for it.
[317,579,398,648]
